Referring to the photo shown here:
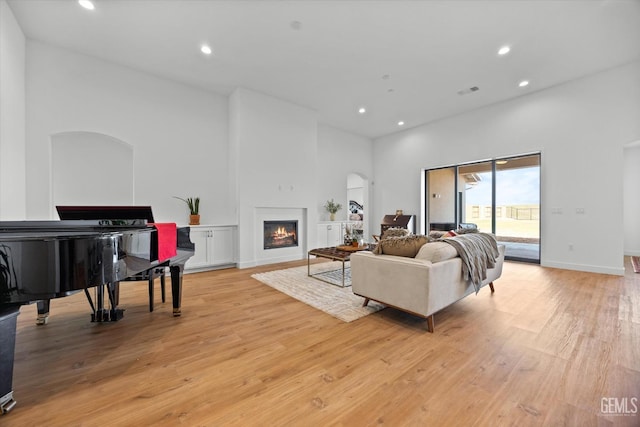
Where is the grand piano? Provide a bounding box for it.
[0,206,194,414]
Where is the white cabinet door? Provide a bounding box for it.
[185,227,212,270]
[317,224,328,247]
[328,223,343,246]
[317,223,344,247]
[211,227,235,265]
[185,226,236,272]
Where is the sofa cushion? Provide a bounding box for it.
[373,234,430,257]
[415,241,459,263]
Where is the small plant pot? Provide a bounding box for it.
[329,213,336,221]
[189,214,200,225]
[352,241,359,247]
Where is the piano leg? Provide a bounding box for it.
[148,275,155,312]
[36,300,50,325]
[113,281,120,306]
[169,263,184,317]
[1,307,20,414]
[160,272,166,303]
[106,282,124,321]
[93,284,106,322]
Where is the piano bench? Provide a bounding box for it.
[125,266,167,312]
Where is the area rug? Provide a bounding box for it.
[251,263,384,322]
[632,256,640,273]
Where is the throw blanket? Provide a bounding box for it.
[442,233,499,294]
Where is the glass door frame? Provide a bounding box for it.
[423,152,541,264]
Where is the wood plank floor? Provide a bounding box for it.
[3,258,639,426]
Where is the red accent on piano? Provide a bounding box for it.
[150,223,177,261]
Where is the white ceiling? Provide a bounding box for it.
[7,0,640,139]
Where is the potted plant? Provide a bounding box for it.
[348,224,363,247]
[350,231,360,247]
[174,196,200,225]
[324,199,342,221]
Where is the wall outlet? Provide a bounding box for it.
[576,207,585,214]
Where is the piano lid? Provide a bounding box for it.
[0,220,149,237]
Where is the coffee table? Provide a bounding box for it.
[307,245,371,287]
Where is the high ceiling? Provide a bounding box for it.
[7,0,640,139]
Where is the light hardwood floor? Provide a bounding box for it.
[3,258,639,426]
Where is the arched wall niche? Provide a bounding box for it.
[50,131,134,218]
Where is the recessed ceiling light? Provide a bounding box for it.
[498,46,510,55]
[290,21,302,30]
[397,121,405,126]
[358,107,366,114]
[78,0,95,10]
[519,80,529,87]
[200,45,212,55]
[382,74,390,80]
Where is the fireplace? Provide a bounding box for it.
[263,220,298,249]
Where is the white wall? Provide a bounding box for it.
[16,39,373,268]
[373,60,640,275]
[25,41,232,224]
[51,132,134,206]
[0,0,26,219]
[624,143,640,256]
[317,124,373,225]
[230,87,318,267]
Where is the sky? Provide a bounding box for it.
[464,167,540,206]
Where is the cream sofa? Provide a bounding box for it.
[350,243,505,332]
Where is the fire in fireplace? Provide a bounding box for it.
[264,220,298,249]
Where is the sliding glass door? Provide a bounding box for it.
[495,155,540,262]
[425,153,540,263]
[457,161,493,234]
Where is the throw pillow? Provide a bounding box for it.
[442,230,457,238]
[429,230,446,239]
[381,227,410,240]
[415,241,459,263]
[373,234,430,257]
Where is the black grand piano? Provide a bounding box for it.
[0,206,194,414]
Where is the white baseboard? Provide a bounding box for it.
[541,261,624,276]
[237,260,257,269]
[624,250,640,257]
[237,254,305,269]
[184,263,236,274]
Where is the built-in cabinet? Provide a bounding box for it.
[317,222,345,247]
[185,225,237,272]
[317,221,364,248]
